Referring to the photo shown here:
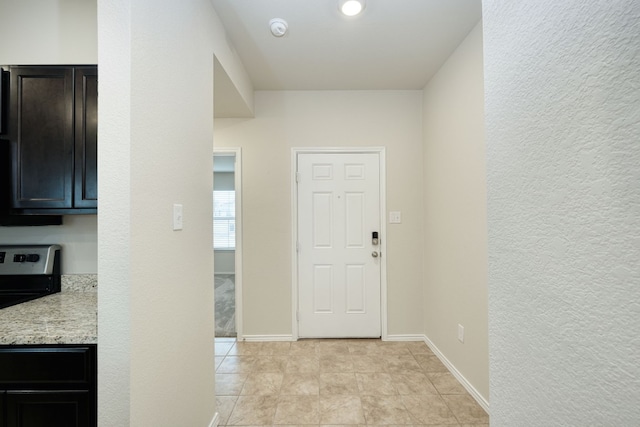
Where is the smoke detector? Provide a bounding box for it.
[269,18,288,37]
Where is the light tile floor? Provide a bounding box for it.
[215,337,489,426]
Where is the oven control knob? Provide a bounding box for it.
[26,254,40,263]
[13,254,27,263]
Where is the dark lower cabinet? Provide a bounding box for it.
[5,391,90,427]
[0,345,96,427]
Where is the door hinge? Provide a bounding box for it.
[296,241,300,253]
[296,172,301,183]
[296,311,299,321]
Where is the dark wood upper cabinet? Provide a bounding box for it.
[0,69,8,135]
[7,66,97,214]
[10,67,74,209]
[74,67,98,209]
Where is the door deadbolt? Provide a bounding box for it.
[372,231,379,246]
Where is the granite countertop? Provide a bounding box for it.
[0,275,97,345]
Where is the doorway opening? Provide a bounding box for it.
[213,149,243,338]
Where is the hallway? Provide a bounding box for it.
[214,337,489,425]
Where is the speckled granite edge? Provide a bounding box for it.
[62,274,97,292]
[0,292,97,345]
[2,334,98,345]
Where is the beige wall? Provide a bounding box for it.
[422,23,489,402]
[0,0,97,65]
[214,250,235,274]
[0,216,97,273]
[98,0,250,424]
[215,90,425,337]
[0,0,98,274]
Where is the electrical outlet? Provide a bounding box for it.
[173,204,183,230]
[458,324,464,343]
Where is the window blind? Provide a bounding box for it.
[213,190,235,249]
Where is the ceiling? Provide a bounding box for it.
[211,0,482,92]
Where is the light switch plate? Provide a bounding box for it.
[389,211,402,224]
[173,204,183,230]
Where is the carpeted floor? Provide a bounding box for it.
[215,274,236,337]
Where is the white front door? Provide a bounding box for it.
[297,152,381,338]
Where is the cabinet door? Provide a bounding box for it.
[9,67,74,209]
[1,69,8,135]
[73,67,97,208]
[5,391,90,427]
[1,391,5,427]
[0,346,96,427]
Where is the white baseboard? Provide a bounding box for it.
[240,334,294,342]
[208,412,219,427]
[383,334,426,341]
[422,335,490,413]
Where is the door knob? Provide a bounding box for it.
[372,251,379,258]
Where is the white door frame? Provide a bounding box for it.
[291,147,388,341]
[214,148,243,339]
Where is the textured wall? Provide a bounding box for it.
[422,23,488,402]
[97,0,131,422]
[98,0,243,424]
[484,1,640,424]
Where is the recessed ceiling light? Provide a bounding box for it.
[339,0,365,17]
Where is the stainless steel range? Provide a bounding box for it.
[0,244,61,309]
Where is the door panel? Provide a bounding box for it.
[313,265,333,312]
[345,192,365,247]
[312,193,333,248]
[298,152,381,338]
[346,264,366,313]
